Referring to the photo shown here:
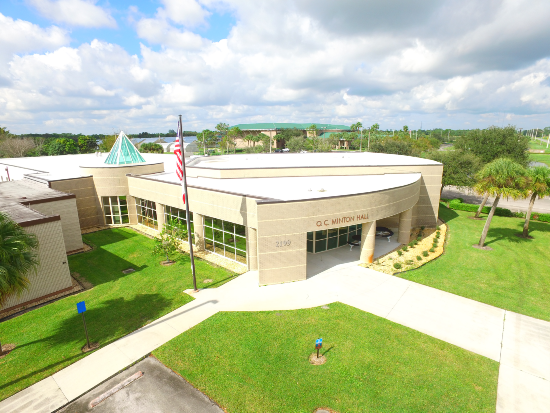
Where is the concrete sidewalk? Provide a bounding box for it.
[2,264,550,413]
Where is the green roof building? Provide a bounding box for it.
[104,131,146,165]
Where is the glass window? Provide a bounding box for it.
[315,230,327,240]
[102,196,130,226]
[135,197,158,230]
[315,238,327,252]
[164,206,194,243]
[202,216,247,264]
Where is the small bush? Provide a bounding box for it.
[408,242,414,247]
[397,250,403,256]
[402,246,408,251]
[416,236,422,241]
[416,255,422,261]
[393,263,402,269]
[435,233,440,239]
[413,240,418,246]
[429,247,435,252]
[436,225,441,230]
[421,226,425,230]
[422,251,429,257]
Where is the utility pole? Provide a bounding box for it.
[360,128,363,152]
[368,131,371,151]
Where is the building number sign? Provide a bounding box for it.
[275,240,291,247]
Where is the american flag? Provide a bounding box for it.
[174,119,185,204]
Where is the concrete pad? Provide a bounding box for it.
[53,344,133,401]
[386,282,505,361]
[500,311,550,380]
[113,319,180,361]
[59,356,223,413]
[340,276,411,318]
[496,364,550,413]
[0,377,67,413]
[320,266,392,298]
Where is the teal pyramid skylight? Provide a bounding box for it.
[104,131,146,165]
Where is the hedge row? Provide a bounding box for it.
[448,198,514,217]
[442,198,550,223]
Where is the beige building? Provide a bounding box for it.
[1,136,442,293]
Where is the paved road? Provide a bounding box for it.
[2,263,550,413]
[58,356,223,413]
[442,186,550,214]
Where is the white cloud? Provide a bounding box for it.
[28,0,117,28]
[3,0,550,133]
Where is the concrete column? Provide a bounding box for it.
[156,203,165,232]
[247,227,258,271]
[360,221,376,264]
[127,196,138,225]
[192,212,205,251]
[398,207,413,244]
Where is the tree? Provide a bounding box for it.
[370,139,414,156]
[403,125,409,132]
[47,138,78,155]
[168,129,176,135]
[78,135,97,153]
[227,127,243,153]
[200,129,217,153]
[455,126,530,166]
[140,143,164,153]
[99,134,117,152]
[521,167,550,238]
[287,136,307,152]
[473,158,528,249]
[370,123,380,132]
[0,138,36,158]
[0,213,39,354]
[153,222,187,263]
[425,150,483,192]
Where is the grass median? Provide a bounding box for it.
[154,303,498,412]
[0,227,236,401]
[397,205,550,321]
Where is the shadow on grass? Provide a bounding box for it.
[438,204,459,222]
[484,226,536,247]
[83,228,138,247]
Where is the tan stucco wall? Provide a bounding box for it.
[1,219,72,311]
[256,179,421,285]
[187,163,442,227]
[50,177,101,229]
[29,198,83,252]
[81,163,164,225]
[127,176,258,228]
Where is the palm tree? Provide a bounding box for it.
[0,212,39,354]
[521,166,550,238]
[473,158,528,249]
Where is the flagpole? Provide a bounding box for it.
[179,115,198,292]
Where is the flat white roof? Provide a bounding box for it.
[188,152,440,170]
[0,153,177,181]
[142,172,421,202]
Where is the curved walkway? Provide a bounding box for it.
[2,264,550,413]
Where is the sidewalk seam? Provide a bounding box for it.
[498,310,507,363]
[384,282,411,318]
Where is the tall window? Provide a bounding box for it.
[102,196,129,224]
[203,217,246,264]
[307,224,362,253]
[164,206,194,243]
[136,198,158,230]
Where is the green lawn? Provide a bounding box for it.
[154,303,498,412]
[529,140,550,153]
[397,206,550,321]
[0,228,236,401]
[530,153,550,166]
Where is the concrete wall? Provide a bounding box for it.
[50,177,101,229]
[0,219,72,312]
[256,179,421,285]
[187,163,442,227]
[127,176,258,228]
[81,163,164,225]
[29,198,83,252]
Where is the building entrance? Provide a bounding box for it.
[307,224,362,254]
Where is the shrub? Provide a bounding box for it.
[413,240,418,246]
[416,255,422,261]
[422,251,429,257]
[408,242,414,247]
[421,226,425,230]
[435,233,440,239]
[436,225,441,230]
[416,236,422,241]
[393,263,402,269]
[448,198,514,217]
[406,260,413,265]
[402,246,408,251]
[429,247,435,252]
[397,250,403,256]
[536,213,550,223]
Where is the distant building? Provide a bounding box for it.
[231,123,352,149]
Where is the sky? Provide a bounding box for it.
[1,0,550,134]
